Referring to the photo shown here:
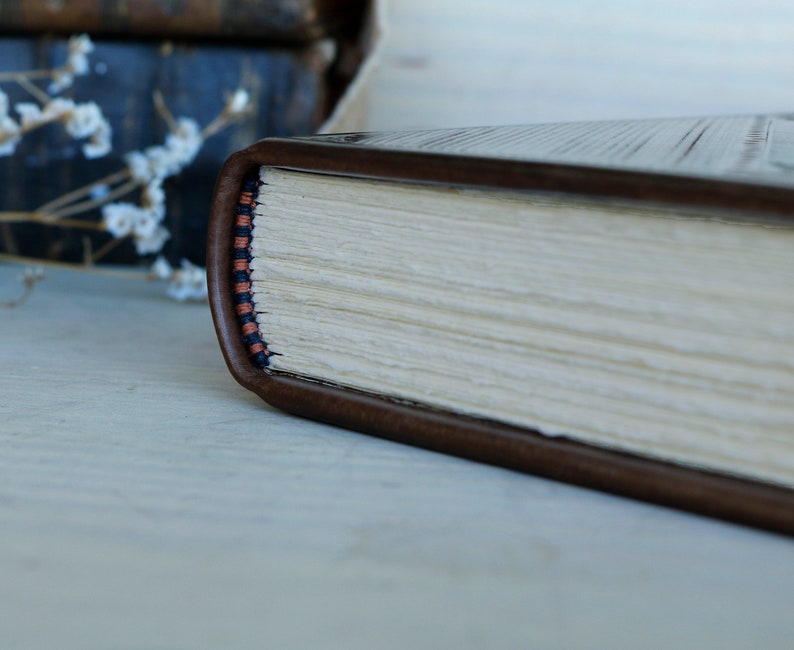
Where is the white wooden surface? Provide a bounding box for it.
[366,0,794,129]
[4,2,794,648]
[3,267,794,649]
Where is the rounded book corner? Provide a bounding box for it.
[207,143,277,399]
[203,129,794,538]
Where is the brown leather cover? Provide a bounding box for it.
[207,133,794,537]
[0,0,367,42]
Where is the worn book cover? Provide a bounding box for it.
[208,115,794,535]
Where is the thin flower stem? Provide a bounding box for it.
[0,70,53,82]
[201,114,234,140]
[0,252,148,280]
[0,212,38,223]
[90,234,126,263]
[82,236,93,265]
[153,90,178,133]
[0,113,83,148]
[0,276,36,308]
[0,212,105,230]
[47,178,141,220]
[200,116,225,139]
[36,168,132,213]
[13,74,51,104]
[1,223,19,255]
[41,216,106,230]
[0,119,51,146]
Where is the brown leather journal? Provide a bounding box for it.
[207,116,794,536]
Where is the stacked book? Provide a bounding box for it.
[0,0,369,264]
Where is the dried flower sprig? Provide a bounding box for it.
[0,34,93,91]
[0,35,254,303]
[149,256,208,302]
[49,34,94,94]
[0,265,45,308]
[98,87,251,258]
[0,35,110,158]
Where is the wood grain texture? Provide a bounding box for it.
[4,2,794,647]
[365,0,794,129]
[310,115,794,188]
[2,265,794,649]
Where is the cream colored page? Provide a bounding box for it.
[251,168,794,487]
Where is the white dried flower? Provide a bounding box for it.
[124,150,153,183]
[134,224,170,255]
[65,34,94,76]
[132,209,161,240]
[82,116,112,158]
[43,97,76,120]
[102,201,170,254]
[101,202,138,238]
[89,183,110,200]
[142,179,166,217]
[163,117,202,169]
[65,101,103,138]
[48,71,74,95]
[13,98,111,157]
[22,266,46,283]
[226,89,250,115]
[167,259,207,302]
[14,102,44,128]
[140,145,173,178]
[126,117,203,183]
[17,97,74,128]
[0,119,21,156]
[48,34,95,94]
[0,92,21,156]
[150,255,173,280]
